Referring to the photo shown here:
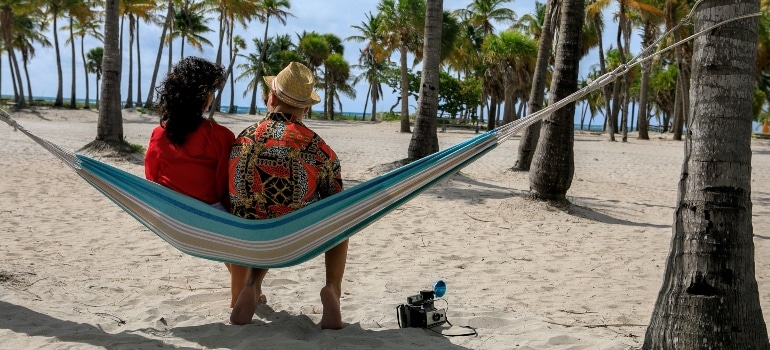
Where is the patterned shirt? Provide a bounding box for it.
[229,112,343,220]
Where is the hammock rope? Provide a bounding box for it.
[0,5,758,268]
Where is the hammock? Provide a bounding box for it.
[0,5,751,268]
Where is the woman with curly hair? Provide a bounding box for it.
[144,56,246,309]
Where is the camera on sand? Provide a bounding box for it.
[397,282,448,329]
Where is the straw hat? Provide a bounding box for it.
[263,62,321,108]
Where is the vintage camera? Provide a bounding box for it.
[397,289,447,328]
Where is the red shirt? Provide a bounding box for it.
[145,119,235,205]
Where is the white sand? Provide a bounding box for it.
[1,108,769,349]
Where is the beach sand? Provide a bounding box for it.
[1,108,769,349]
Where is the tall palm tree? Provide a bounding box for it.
[298,31,330,117]
[636,0,664,140]
[209,0,260,112]
[86,0,128,151]
[347,12,386,121]
[143,0,173,108]
[11,12,50,105]
[408,0,443,160]
[528,0,583,201]
[86,46,104,108]
[226,35,246,113]
[321,33,344,119]
[238,34,297,114]
[643,1,768,347]
[247,0,293,115]
[63,7,103,109]
[514,0,557,171]
[377,0,426,132]
[43,0,67,107]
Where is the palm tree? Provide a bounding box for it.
[377,0,426,132]
[636,0,664,140]
[528,0,583,201]
[247,0,293,115]
[347,12,386,121]
[408,0,443,160]
[298,31,330,117]
[207,34,245,119]
[84,0,130,153]
[43,0,67,107]
[226,35,246,113]
[643,1,768,347]
[209,0,260,112]
[482,30,537,125]
[514,0,557,171]
[454,0,516,37]
[12,12,50,105]
[86,46,104,108]
[170,0,212,59]
[63,2,92,109]
[63,7,103,109]
[238,34,297,114]
[143,0,173,108]
[323,53,354,120]
[321,33,344,119]
[2,0,40,108]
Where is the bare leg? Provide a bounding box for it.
[228,263,251,308]
[320,239,348,330]
[230,267,268,325]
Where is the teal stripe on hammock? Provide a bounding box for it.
[74,129,499,267]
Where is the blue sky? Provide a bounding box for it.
[1,0,624,120]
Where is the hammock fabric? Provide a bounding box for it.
[2,110,525,268]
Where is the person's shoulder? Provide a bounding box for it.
[206,119,236,138]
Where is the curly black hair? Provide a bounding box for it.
[154,56,226,145]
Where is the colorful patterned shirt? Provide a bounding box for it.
[229,112,343,220]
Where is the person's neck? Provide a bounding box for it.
[271,105,305,118]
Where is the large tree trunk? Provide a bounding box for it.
[95,0,124,144]
[528,0,582,201]
[136,21,142,107]
[514,0,557,171]
[643,1,768,348]
[407,0,442,160]
[144,0,173,108]
[371,79,378,121]
[399,45,411,132]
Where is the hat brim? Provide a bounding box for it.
[263,76,321,108]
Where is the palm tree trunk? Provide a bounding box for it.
[408,0,442,160]
[371,80,378,122]
[643,1,768,347]
[399,45,411,132]
[249,16,271,115]
[124,16,134,109]
[23,56,32,104]
[53,14,63,107]
[81,34,90,109]
[144,0,173,108]
[528,0,582,201]
[69,18,77,109]
[136,21,142,107]
[96,0,124,143]
[515,0,557,171]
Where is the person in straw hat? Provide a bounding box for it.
[228,62,347,329]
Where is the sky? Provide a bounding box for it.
[0,0,626,121]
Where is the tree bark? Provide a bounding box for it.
[643,1,768,348]
[528,0,582,201]
[69,19,77,109]
[96,0,124,143]
[144,0,173,108]
[408,0,442,160]
[399,45,411,132]
[514,0,557,171]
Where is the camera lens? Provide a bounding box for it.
[432,313,441,321]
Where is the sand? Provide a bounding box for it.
[1,108,769,349]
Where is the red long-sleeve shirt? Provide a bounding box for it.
[145,119,235,205]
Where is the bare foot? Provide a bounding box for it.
[319,285,343,330]
[230,286,265,325]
